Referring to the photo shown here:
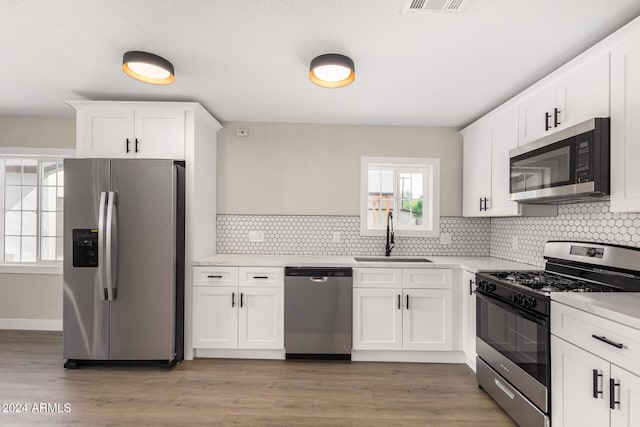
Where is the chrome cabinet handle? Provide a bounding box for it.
[469,279,475,295]
[98,192,107,301]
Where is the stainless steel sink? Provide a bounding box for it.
[354,257,432,263]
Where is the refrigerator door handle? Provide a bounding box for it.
[105,191,117,301]
[98,191,108,301]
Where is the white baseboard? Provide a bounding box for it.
[0,318,62,331]
[351,350,466,364]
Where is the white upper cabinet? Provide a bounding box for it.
[462,122,492,217]
[518,52,610,145]
[462,106,557,217]
[69,102,186,159]
[489,106,520,216]
[611,26,640,212]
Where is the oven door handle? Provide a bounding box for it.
[476,292,547,326]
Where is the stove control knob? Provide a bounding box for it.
[512,294,523,304]
[523,297,537,309]
[488,283,497,292]
[587,248,597,257]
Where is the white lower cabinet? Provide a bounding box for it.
[193,286,238,348]
[353,268,453,352]
[193,267,284,351]
[551,301,640,427]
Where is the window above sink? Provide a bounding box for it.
[360,156,440,238]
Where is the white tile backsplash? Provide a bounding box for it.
[217,215,490,256]
[216,201,640,265]
[491,200,640,266]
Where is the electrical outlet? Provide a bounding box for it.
[331,232,341,243]
[439,233,452,245]
[512,236,519,251]
[248,230,264,242]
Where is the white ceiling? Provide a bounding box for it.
[2,0,640,127]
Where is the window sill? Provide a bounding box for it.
[0,264,63,275]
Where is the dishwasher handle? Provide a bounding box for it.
[310,277,328,283]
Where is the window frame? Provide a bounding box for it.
[0,148,75,274]
[360,156,440,238]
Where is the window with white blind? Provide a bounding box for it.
[0,156,64,265]
[360,156,440,237]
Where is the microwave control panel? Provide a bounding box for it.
[576,139,592,182]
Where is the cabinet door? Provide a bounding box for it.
[76,109,134,158]
[611,365,640,427]
[237,287,284,349]
[556,52,610,130]
[461,270,476,365]
[133,109,186,159]
[193,287,238,349]
[518,84,557,145]
[611,30,640,212]
[352,288,402,350]
[551,335,610,427]
[402,289,452,351]
[489,106,520,215]
[462,122,492,217]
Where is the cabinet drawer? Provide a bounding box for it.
[402,269,452,289]
[194,267,238,286]
[238,267,283,287]
[551,302,640,375]
[353,268,402,288]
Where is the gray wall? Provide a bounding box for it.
[0,116,75,323]
[217,122,463,216]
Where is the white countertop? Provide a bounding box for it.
[552,292,640,331]
[194,254,540,273]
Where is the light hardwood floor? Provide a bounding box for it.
[0,330,515,426]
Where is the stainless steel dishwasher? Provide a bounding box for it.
[284,267,353,360]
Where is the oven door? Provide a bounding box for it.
[476,292,550,390]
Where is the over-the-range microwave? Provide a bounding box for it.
[509,117,610,204]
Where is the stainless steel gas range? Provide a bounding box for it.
[474,241,640,427]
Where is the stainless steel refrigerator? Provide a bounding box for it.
[63,159,185,368]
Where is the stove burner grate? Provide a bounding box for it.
[490,271,614,293]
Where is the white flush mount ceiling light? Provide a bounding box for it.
[122,51,175,85]
[309,54,355,88]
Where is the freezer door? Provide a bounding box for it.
[108,159,178,360]
[63,158,110,360]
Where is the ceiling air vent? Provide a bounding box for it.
[403,0,466,13]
